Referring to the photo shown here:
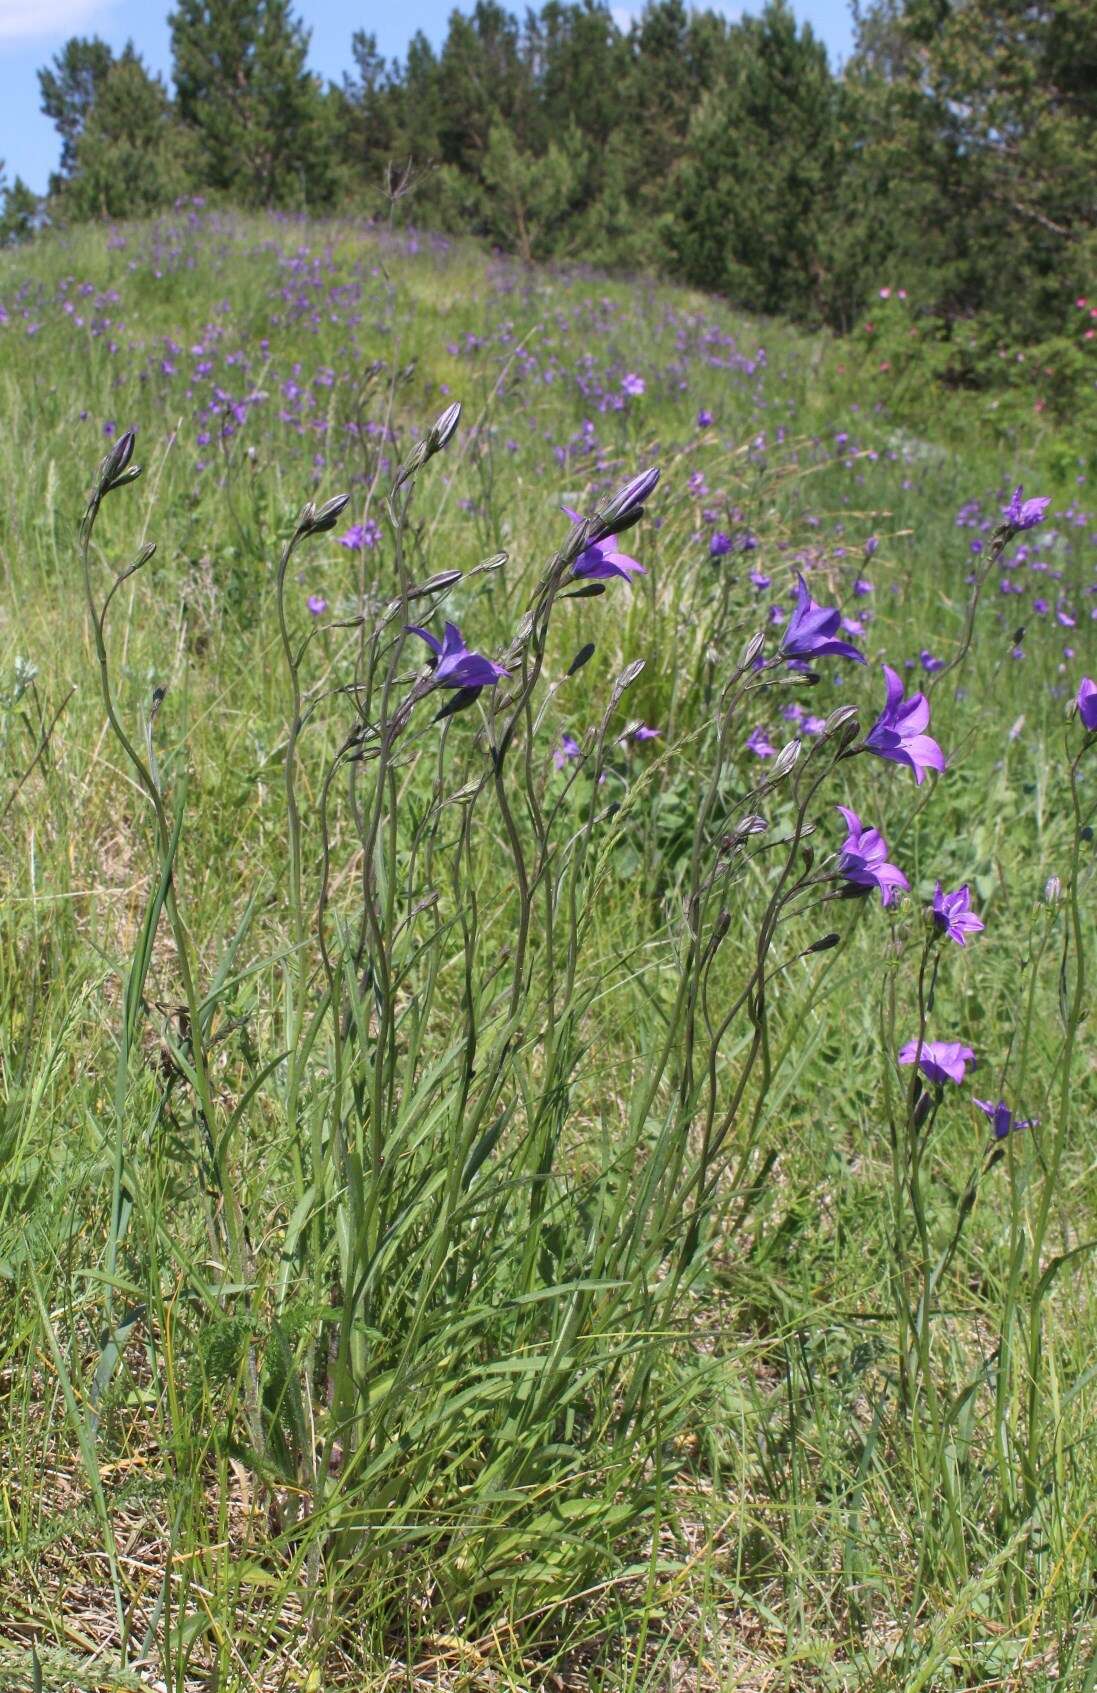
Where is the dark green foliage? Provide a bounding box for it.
[58,59,197,222]
[37,36,119,185]
[667,2,839,320]
[0,166,38,247]
[26,0,1097,433]
[169,0,335,207]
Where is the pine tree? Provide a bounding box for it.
[60,58,197,221]
[169,0,334,207]
[667,1,839,319]
[38,37,122,188]
[0,164,38,246]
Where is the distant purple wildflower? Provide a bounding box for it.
[631,723,660,742]
[865,665,946,784]
[780,573,865,665]
[307,594,327,616]
[836,805,909,908]
[406,621,509,691]
[621,372,645,397]
[710,531,732,557]
[339,519,381,550]
[899,1040,975,1086]
[920,649,944,673]
[746,726,776,759]
[696,409,714,427]
[554,733,581,769]
[932,883,984,946]
[1002,485,1051,531]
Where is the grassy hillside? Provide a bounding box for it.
[1,210,1096,1691]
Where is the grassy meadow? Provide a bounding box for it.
[1,210,1096,1691]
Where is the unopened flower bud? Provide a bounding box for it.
[808,932,840,953]
[297,494,349,538]
[1044,875,1061,905]
[734,814,768,838]
[96,429,143,499]
[739,631,765,669]
[592,467,660,538]
[770,737,802,778]
[428,400,462,452]
[823,705,859,742]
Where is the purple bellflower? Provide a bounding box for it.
[563,506,647,585]
[899,1039,975,1087]
[1002,486,1051,531]
[406,621,509,691]
[836,805,909,907]
[1077,676,1097,730]
[780,573,865,665]
[865,665,946,784]
[932,882,984,945]
[974,1099,1033,1140]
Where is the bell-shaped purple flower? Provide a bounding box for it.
[1002,485,1051,531]
[563,506,646,585]
[1077,676,1097,730]
[899,1039,975,1086]
[406,621,509,691]
[865,665,946,785]
[780,573,865,665]
[835,805,909,908]
[932,882,984,945]
[974,1098,1033,1140]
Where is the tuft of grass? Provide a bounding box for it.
[1,209,1096,1693]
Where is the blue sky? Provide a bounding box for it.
[0,0,855,194]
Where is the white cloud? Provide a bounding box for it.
[0,0,116,43]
